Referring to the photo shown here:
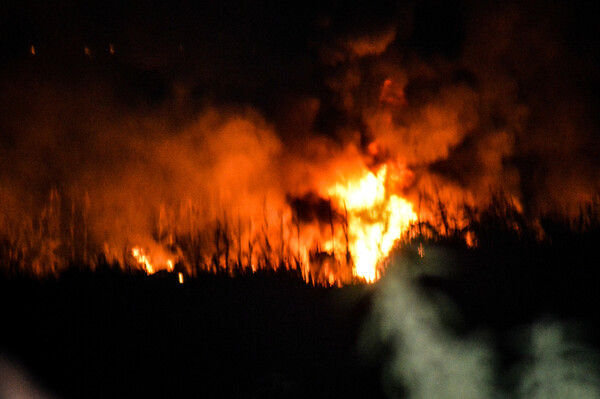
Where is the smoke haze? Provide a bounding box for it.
[360,246,600,398]
[1,0,599,261]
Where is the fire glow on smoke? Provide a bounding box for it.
[3,0,597,286]
[124,78,418,283]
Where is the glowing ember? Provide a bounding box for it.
[178,272,184,284]
[327,165,416,282]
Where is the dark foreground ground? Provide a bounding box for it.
[0,271,381,399]
[2,241,600,399]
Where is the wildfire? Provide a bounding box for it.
[130,245,176,275]
[326,164,416,282]
[132,247,154,274]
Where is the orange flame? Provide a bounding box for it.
[326,164,416,282]
[131,245,176,275]
[132,247,154,274]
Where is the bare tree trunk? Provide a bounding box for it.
[47,188,61,275]
[328,197,335,256]
[434,185,449,236]
[214,219,221,274]
[418,191,423,237]
[222,212,230,275]
[237,215,242,271]
[279,211,284,269]
[262,201,271,269]
[70,200,76,264]
[296,207,301,269]
[83,192,89,265]
[342,202,351,268]
[187,200,200,274]
[247,218,253,270]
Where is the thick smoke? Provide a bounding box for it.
[360,246,600,398]
[311,0,599,216]
[1,0,599,266]
[359,248,498,399]
[0,69,287,257]
[512,320,600,398]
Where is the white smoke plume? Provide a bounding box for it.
[360,246,600,398]
[512,320,600,399]
[0,356,56,399]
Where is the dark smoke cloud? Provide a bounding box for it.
[1,0,599,253]
[0,65,287,259]
[289,193,342,225]
[305,0,600,215]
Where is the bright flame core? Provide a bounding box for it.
[132,247,154,274]
[131,247,174,275]
[129,164,415,284]
[327,165,416,282]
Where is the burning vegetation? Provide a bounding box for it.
[0,0,599,286]
[2,172,600,287]
[0,62,599,284]
[0,2,600,285]
[0,157,420,285]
